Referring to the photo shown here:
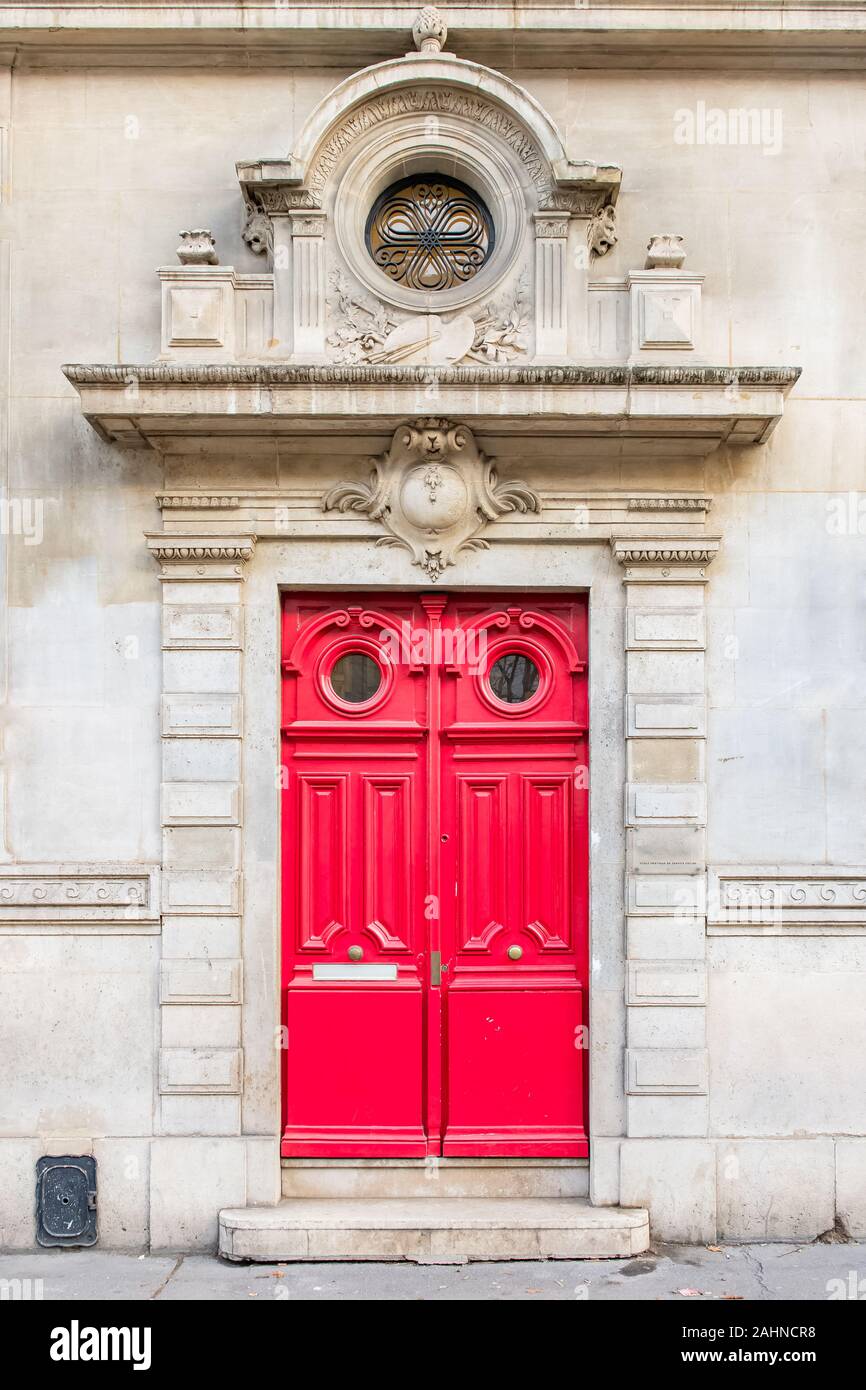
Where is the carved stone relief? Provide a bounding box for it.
[588,204,618,258]
[322,418,539,580]
[326,269,530,366]
[303,88,558,211]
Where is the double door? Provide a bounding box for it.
[280,592,588,1156]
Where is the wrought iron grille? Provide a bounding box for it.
[366,176,494,291]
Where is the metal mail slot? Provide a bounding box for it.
[312,963,398,981]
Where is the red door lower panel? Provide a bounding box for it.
[443,984,586,1155]
[281,592,588,1158]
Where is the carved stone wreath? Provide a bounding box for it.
[322,418,539,580]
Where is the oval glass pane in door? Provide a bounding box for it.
[488,652,540,704]
[330,652,382,704]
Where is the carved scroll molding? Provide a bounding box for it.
[0,864,160,932]
[708,867,866,935]
[322,418,539,581]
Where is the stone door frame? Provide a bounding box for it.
[149,524,717,1207]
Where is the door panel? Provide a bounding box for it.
[443,984,585,1154]
[281,592,588,1157]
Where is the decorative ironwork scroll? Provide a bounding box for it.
[366,176,493,291]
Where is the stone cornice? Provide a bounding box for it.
[64,363,801,390]
[1,6,863,72]
[146,534,257,575]
[612,537,721,568]
[64,362,801,452]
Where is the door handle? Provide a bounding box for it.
[507,945,523,961]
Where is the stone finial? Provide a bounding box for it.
[645,234,686,270]
[412,6,447,54]
[177,230,218,266]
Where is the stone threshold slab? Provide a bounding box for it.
[219,1197,650,1262]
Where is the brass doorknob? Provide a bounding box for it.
[507,945,523,961]
[348,945,364,962]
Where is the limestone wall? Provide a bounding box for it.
[0,53,863,1249]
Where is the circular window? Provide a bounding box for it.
[366,175,494,292]
[330,652,382,704]
[488,653,540,705]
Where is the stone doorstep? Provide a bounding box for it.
[219,1199,650,1263]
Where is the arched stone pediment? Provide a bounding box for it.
[234,11,623,363]
[237,54,620,214]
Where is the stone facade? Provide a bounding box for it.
[0,3,865,1252]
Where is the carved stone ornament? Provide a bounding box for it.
[176,230,219,265]
[322,418,539,580]
[645,234,686,269]
[588,204,617,258]
[326,270,529,367]
[241,205,273,257]
[147,535,256,564]
[412,6,448,54]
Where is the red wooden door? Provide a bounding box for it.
[281,593,588,1158]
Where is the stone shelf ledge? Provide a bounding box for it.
[63,362,801,453]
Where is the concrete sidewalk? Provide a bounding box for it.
[1,1242,864,1301]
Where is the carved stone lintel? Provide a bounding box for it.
[322,419,539,580]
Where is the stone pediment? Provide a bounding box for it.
[62,8,800,451]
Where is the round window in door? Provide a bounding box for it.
[317,637,394,716]
[478,638,553,717]
[488,652,540,704]
[330,652,382,704]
